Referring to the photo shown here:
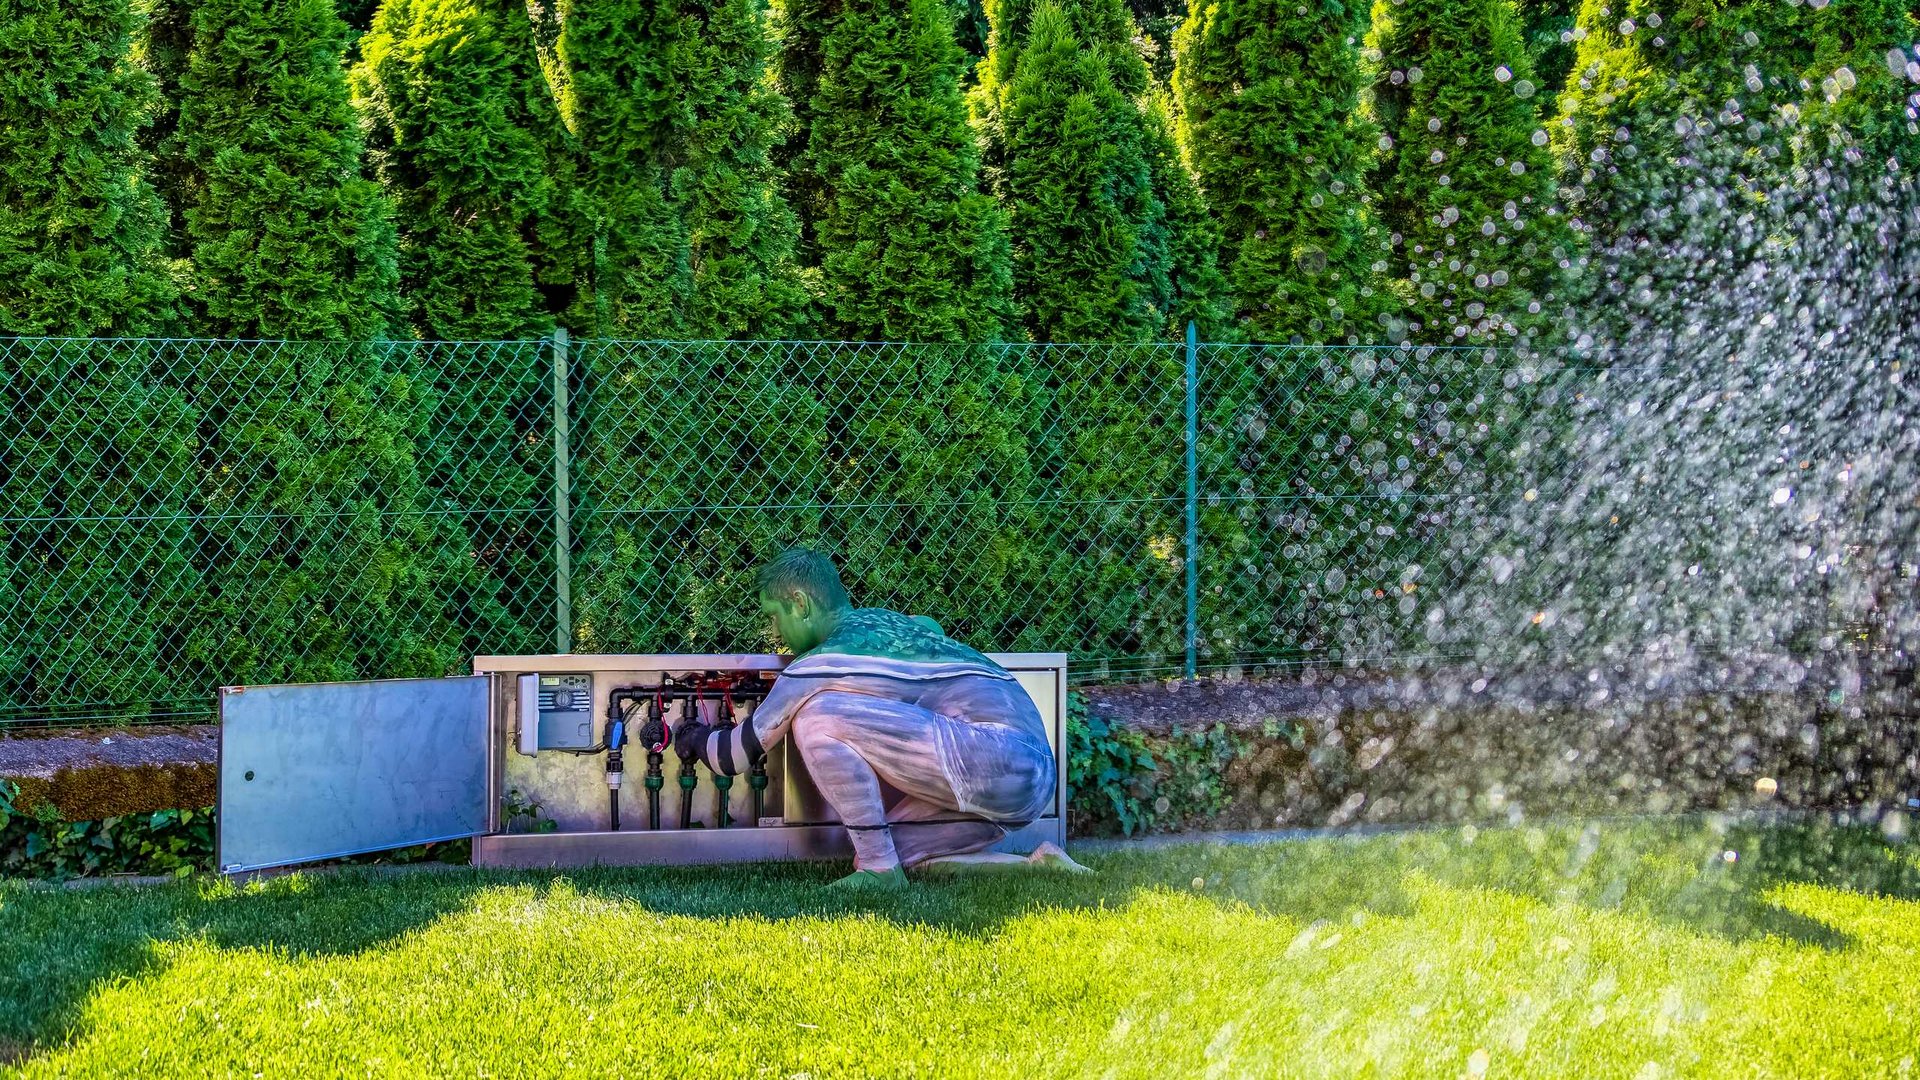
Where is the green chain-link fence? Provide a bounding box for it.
[2,334,1913,727]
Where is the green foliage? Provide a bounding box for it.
[1367,0,1567,344]
[174,0,401,338]
[1174,0,1384,344]
[1065,693,1244,835]
[572,341,1039,657]
[1552,0,1920,347]
[1513,0,1576,116]
[171,341,473,692]
[994,2,1160,341]
[1142,91,1235,339]
[783,0,1014,342]
[559,0,804,338]
[353,2,573,653]
[0,0,176,335]
[1555,0,1920,251]
[354,0,570,340]
[0,343,200,724]
[0,798,213,880]
[974,0,1230,340]
[0,786,560,880]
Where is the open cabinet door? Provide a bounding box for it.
[217,676,492,873]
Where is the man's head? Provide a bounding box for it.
[755,546,851,653]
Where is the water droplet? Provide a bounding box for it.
[1891,48,1913,77]
[1378,134,1395,150]
[1408,65,1424,83]
[1744,30,1760,46]
[1468,1049,1491,1076]
[1191,876,1206,889]
[1495,65,1513,83]
[1509,161,1526,174]
[1646,11,1662,26]
[1481,220,1497,236]
[1390,70,1406,85]
[1721,849,1738,863]
[1755,776,1777,796]
[1491,269,1509,285]
[1619,17,1635,34]
[1325,568,1348,593]
[1514,79,1536,98]
[1428,116,1443,133]
[1532,129,1549,146]
[1772,487,1793,506]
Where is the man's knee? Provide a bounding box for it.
[789,693,862,755]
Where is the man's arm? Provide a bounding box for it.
[686,672,809,776]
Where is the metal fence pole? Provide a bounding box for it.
[551,328,573,654]
[1184,321,1199,681]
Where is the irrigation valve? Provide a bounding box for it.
[608,673,773,831]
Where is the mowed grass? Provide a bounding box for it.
[2,818,1916,1079]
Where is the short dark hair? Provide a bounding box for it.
[755,546,850,609]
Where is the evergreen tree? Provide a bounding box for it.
[1368,0,1565,343]
[355,0,579,657]
[1174,0,1381,343]
[354,0,565,340]
[137,0,195,262]
[1554,0,1920,350]
[784,0,1014,341]
[974,0,1228,339]
[170,0,469,690]
[176,0,401,336]
[1514,0,1576,117]
[672,0,809,338]
[0,0,175,335]
[996,2,1158,341]
[558,0,803,338]
[1143,89,1234,338]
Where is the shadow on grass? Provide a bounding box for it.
[0,817,1912,1067]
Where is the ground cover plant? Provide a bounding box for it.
[1,816,1913,1077]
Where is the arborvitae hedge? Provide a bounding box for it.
[0,343,201,725]
[785,0,1013,342]
[354,0,567,341]
[975,0,1229,340]
[0,0,175,335]
[175,0,401,338]
[1142,90,1234,340]
[1368,0,1564,343]
[671,0,808,339]
[1554,0,1919,350]
[168,2,472,690]
[995,2,1158,342]
[558,0,802,338]
[1175,0,1382,343]
[551,0,687,337]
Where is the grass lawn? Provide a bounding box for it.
[1,816,1916,1078]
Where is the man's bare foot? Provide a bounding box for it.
[825,866,909,892]
[1024,841,1092,874]
[914,843,1092,877]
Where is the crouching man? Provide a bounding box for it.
[674,546,1085,889]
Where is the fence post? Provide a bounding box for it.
[551,328,573,654]
[1184,321,1199,681]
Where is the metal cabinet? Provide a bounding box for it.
[217,653,1067,874]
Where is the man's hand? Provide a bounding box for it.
[673,719,712,763]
